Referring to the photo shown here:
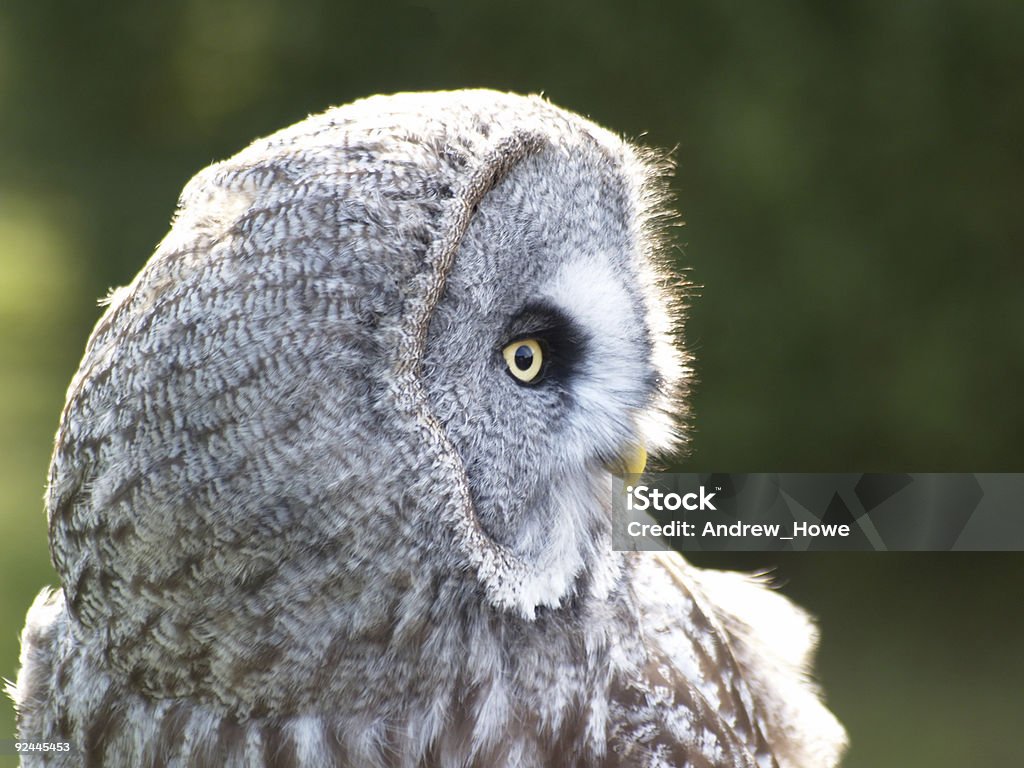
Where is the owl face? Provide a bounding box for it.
[423,143,684,607]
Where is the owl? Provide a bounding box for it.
[10,90,846,767]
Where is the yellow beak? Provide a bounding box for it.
[625,443,647,476]
[611,443,647,478]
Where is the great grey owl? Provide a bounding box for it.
[10,90,847,767]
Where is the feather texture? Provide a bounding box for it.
[11,90,846,767]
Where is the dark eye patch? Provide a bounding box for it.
[500,302,586,387]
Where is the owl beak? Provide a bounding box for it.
[609,443,647,479]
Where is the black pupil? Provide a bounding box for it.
[514,344,534,371]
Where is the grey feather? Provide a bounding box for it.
[10,90,846,767]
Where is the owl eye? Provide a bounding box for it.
[503,338,544,383]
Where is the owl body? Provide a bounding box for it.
[11,90,846,767]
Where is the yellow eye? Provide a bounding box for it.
[503,338,544,383]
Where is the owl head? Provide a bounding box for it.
[47,90,688,714]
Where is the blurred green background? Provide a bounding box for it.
[1,1,1021,766]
